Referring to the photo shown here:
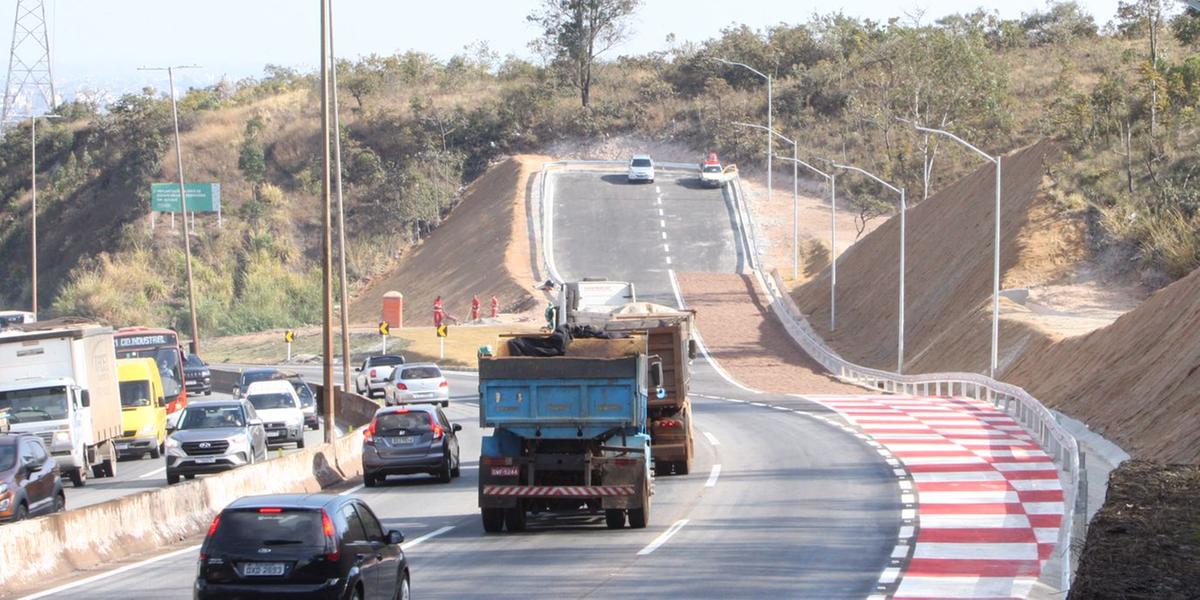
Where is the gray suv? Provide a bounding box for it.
[164,399,268,485]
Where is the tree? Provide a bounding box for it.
[1117,0,1176,147]
[528,0,641,107]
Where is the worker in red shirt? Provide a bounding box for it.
[470,295,481,321]
[433,296,444,328]
[490,295,499,318]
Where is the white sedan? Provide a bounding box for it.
[383,363,450,407]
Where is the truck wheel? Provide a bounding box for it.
[675,459,690,476]
[297,437,306,449]
[69,467,87,487]
[628,483,651,529]
[504,506,526,532]
[605,509,625,529]
[101,458,116,478]
[167,471,180,485]
[481,508,505,533]
[91,464,105,478]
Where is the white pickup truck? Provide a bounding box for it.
[354,354,406,398]
[698,152,737,188]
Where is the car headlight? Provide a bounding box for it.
[0,482,8,494]
[53,430,71,444]
[229,433,249,446]
[0,498,9,511]
[165,437,181,449]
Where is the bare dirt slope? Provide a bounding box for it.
[350,155,548,325]
[677,272,861,394]
[792,140,1063,374]
[1003,267,1200,463]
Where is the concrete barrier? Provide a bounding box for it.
[0,372,380,593]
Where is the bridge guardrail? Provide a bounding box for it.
[725,175,1085,589]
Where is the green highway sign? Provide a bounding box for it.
[150,183,221,213]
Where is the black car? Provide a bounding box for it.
[184,354,213,396]
[0,433,65,522]
[232,368,283,399]
[195,494,409,600]
[362,405,462,487]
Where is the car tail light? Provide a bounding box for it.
[321,510,339,562]
[657,419,680,428]
[258,507,282,513]
[481,456,512,466]
[369,369,377,378]
[364,419,377,445]
[206,514,221,538]
[431,422,444,440]
[438,380,448,388]
[395,382,407,390]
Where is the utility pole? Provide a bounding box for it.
[139,65,201,354]
[22,112,58,316]
[319,0,336,442]
[777,154,837,331]
[833,163,906,373]
[713,58,772,205]
[733,121,796,279]
[329,0,352,394]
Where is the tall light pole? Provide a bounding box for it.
[319,0,335,442]
[777,155,838,331]
[329,0,352,393]
[713,58,772,206]
[913,123,1002,378]
[20,112,59,316]
[833,163,906,373]
[733,122,797,279]
[139,64,202,354]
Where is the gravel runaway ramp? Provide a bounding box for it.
[676,272,860,395]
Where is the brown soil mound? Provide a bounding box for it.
[350,155,548,326]
[1003,266,1200,463]
[792,140,1062,374]
[677,272,862,394]
[1067,461,1200,598]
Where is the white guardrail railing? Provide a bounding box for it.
[724,176,1085,590]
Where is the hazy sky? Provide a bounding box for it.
[10,0,1124,94]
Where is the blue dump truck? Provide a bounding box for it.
[477,330,658,533]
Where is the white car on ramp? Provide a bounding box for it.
[627,155,655,183]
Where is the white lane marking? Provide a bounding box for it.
[705,464,721,487]
[655,185,661,194]
[660,219,666,228]
[702,431,720,446]
[656,197,662,205]
[339,483,366,496]
[658,208,664,216]
[401,525,454,550]
[663,243,670,253]
[637,519,689,556]
[661,231,667,240]
[138,466,167,479]
[19,543,202,600]
[665,256,672,265]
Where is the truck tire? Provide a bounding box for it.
[297,437,306,449]
[605,509,625,529]
[69,467,87,487]
[675,458,691,476]
[628,482,651,529]
[481,508,505,533]
[504,506,526,532]
[101,458,116,478]
[167,471,180,485]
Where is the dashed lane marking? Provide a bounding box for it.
[705,464,722,488]
[339,483,366,496]
[637,519,690,556]
[402,525,454,550]
[665,256,672,265]
[138,466,167,479]
[702,431,720,446]
[18,543,203,600]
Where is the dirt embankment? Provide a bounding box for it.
[350,155,549,326]
[1068,461,1200,598]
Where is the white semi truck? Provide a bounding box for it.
[0,320,122,486]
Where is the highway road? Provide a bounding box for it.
[19,167,902,599]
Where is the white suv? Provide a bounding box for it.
[627,155,655,183]
[244,380,306,448]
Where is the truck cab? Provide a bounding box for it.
[116,358,167,459]
[0,377,97,486]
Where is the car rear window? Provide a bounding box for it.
[371,356,404,367]
[290,380,316,406]
[212,509,324,548]
[375,411,434,434]
[631,158,652,167]
[242,370,281,385]
[401,366,441,379]
[248,393,296,410]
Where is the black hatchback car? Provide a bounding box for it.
[195,493,409,600]
[362,405,461,487]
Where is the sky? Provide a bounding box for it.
[6,0,1125,99]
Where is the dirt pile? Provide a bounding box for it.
[792,140,1063,374]
[1067,460,1200,598]
[350,155,549,325]
[1003,266,1200,463]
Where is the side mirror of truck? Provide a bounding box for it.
[79,390,91,408]
[688,339,698,361]
[650,361,664,388]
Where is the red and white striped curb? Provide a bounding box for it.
[482,484,636,497]
[816,395,1063,599]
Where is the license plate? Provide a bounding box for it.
[491,466,519,476]
[116,443,129,450]
[194,457,217,464]
[389,436,416,445]
[242,562,286,576]
[267,430,282,438]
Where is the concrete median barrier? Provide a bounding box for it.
[0,374,379,593]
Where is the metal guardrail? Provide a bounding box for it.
[725,176,1085,589]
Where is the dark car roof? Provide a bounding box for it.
[225,493,347,511]
[241,368,282,376]
[0,433,36,446]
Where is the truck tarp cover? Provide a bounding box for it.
[506,326,628,357]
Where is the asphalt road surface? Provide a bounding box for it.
[19,167,899,599]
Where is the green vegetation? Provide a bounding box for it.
[2,1,1198,335]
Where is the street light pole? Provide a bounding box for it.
[713,58,772,206]
[833,163,906,373]
[22,112,59,316]
[319,0,336,443]
[139,64,202,354]
[329,0,352,394]
[776,155,838,331]
[733,122,796,279]
[913,124,1002,378]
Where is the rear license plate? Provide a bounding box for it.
[389,436,416,445]
[194,457,217,464]
[242,562,286,576]
[116,443,129,450]
[491,466,519,476]
[267,430,282,438]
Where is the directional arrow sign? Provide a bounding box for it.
[436,324,449,338]
[379,321,391,336]
[284,330,295,343]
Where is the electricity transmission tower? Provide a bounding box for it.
[2,0,55,123]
